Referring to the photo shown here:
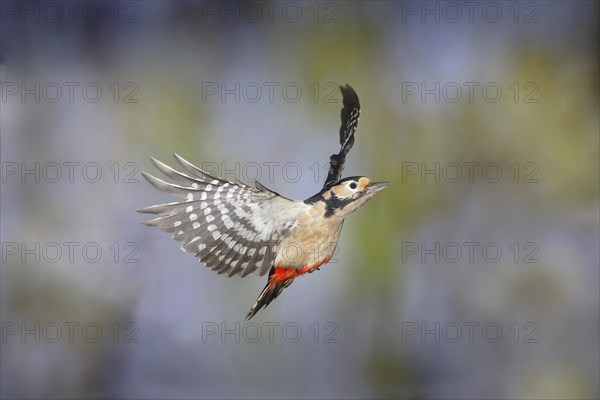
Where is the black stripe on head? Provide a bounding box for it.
[324,192,353,218]
[304,191,324,205]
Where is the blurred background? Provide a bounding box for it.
[1,1,598,399]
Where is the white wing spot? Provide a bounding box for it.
[201,202,208,209]
[207,224,217,232]
[248,248,256,257]
[206,215,215,223]
[206,184,213,191]
[204,207,212,215]
[211,180,219,184]
[186,206,193,213]
[244,229,255,241]
[200,192,207,200]
[189,214,198,221]
[174,221,181,227]
[214,192,220,200]
[192,222,201,229]
[212,231,221,240]
[192,183,199,189]
[187,193,194,201]
[234,207,247,218]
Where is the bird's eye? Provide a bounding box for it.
[349,182,358,190]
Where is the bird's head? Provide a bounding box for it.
[308,176,390,218]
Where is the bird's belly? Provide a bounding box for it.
[274,220,343,269]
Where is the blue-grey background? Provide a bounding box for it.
[1,1,598,399]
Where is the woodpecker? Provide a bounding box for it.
[138,84,389,320]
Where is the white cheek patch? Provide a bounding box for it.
[331,185,347,198]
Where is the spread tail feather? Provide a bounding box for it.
[245,268,293,321]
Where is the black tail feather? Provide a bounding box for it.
[245,269,293,321]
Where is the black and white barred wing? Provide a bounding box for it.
[323,84,361,190]
[137,154,303,277]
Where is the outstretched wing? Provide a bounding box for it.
[138,154,306,277]
[322,84,361,190]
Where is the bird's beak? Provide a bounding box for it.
[367,181,390,193]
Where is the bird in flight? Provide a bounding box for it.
[138,84,389,320]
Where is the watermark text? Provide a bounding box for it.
[2,321,139,343]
